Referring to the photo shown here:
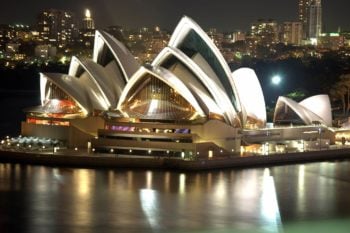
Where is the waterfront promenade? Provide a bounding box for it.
[1,145,350,170]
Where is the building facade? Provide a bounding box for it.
[318,33,345,50]
[37,9,77,48]
[299,0,310,38]
[299,0,322,40]
[231,31,246,43]
[79,9,95,49]
[251,19,279,46]
[308,0,322,39]
[282,21,303,45]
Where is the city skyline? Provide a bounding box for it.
[1,0,350,32]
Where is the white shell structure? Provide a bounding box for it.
[93,30,139,83]
[299,95,332,127]
[232,68,267,128]
[152,46,238,126]
[40,71,111,112]
[274,96,331,126]
[168,16,242,116]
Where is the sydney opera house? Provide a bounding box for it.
[21,16,336,158]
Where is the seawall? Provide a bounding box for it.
[0,148,350,171]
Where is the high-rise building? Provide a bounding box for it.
[299,0,310,31]
[298,0,322,40]
[82,9,95,30]
[251,19,278,45]
[281,22,303,45]
[79,9,95,48]
[37,9,77,48]
[308,0,322,39]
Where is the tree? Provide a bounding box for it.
[329,74,350,116]
[330,83,346,115]
[285,89,307,102]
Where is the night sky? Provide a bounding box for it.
[1,0,349,32]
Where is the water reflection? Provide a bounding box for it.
[297,165,306,214]
[260,168,282,233]
[140,189,159,230]
[146,171,152,189]
[164,172,170,192]
[179,173,186,195]
[0,161,349,232]
[71,169,93,226]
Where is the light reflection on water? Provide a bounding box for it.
[0,161,350,233]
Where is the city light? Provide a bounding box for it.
[85,9,91,18]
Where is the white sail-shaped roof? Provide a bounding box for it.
[274,96,327,125]
[93,30,139,82]
[69,56,126,108]
[232,68,266,128]
[299,94,332,126]
[40,72,109,113]
[40,73,89,115]
[168,16,241,114]
[69,56,113,108]
[152,46,239,126]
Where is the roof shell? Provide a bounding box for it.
[274,96,327,125]
[232,68,266,127]
[299,94,332,127]
[93,30,139,82]
[168,16,242,114]
[152,46,239,126]
[40,72,111,113]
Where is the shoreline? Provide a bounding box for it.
[1,148,350,171]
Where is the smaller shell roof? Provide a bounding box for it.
[274,96,331,126]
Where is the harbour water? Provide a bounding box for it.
[0,91,39,138]
[0,161,350,233]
